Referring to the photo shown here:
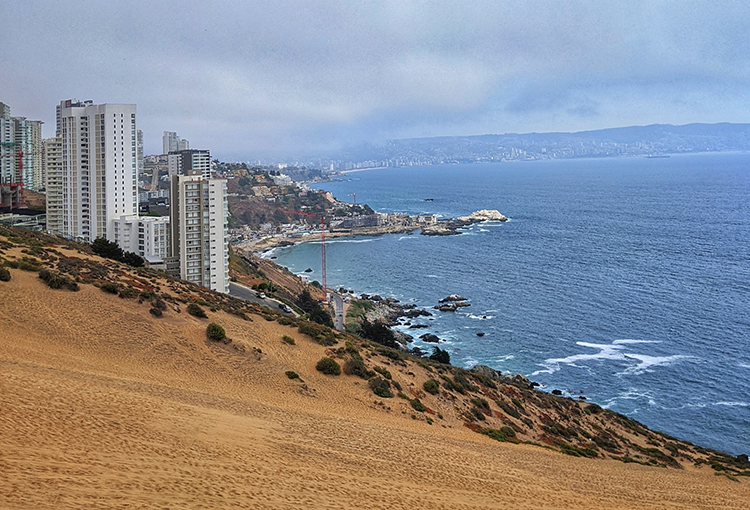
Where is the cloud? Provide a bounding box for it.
[2,1,750,159]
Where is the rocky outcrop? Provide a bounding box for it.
[419,333,441,343]
[439,295,466,303]
[456,209,508,222]
[421,210,507,236]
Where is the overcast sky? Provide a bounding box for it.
[2,1,750,160]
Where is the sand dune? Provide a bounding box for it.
[1,263,748,509]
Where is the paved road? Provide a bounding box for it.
[331,293,345,331]
[229,282,295,316]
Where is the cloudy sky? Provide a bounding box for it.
[2,1,750,160]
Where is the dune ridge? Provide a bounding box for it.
[1,229,748,508]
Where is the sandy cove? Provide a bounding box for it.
[1,261,749,509]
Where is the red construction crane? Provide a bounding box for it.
[1,142,42,210]
[279,209,328,301]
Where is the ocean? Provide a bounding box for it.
[265,152,750,456]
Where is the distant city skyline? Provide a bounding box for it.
[3,1,750,160]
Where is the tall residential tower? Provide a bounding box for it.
[46,99,137,242]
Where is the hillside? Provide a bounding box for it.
[1,227,749,509]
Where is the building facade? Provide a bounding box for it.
[47,99,137,242]
[167,149,211,180]
[112,215,170,260]
[43,137,63,232]
[162,131,189,154]
[0,102,44,206]
[169,172,228,293]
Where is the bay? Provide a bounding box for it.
[268,152,750,455]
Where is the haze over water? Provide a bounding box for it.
[268,152,750,455]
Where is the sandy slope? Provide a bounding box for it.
[1,268,748,509]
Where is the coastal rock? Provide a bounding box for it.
[434,303,458,312]
[304,268,313,273]
[408,324,429,329]
[476,332,485,337]
[439,295,467,303]
[457,209,508,222]
[551,389,563,396]
[419,333,441,343]
[405,308,432,318]
[471,365,501,380]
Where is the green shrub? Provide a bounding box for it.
[0,266,10,281]
[282,335,296,345]
[343,357,373,379]
[149,307,163,317]
[481,426,517,442]
[471,397,490,412]
[316,357,341,375]
[423,379,440,395]
[298,321,337,346]
[277,316,295,326]
[38,268,78,291]
[100,282,119,294]
[560,443,599,458]
[187,303,207,318]
[470,407,486,421]
[584,403,603,415]
[118,286,140,299]
[369,377,393,398]
[206,322,226,342]
[285,370,300,380]
[496,399,522,419]
[410,398,426,412]
[373,366,392,379]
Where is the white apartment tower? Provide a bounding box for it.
[43,137,63,232]
[169,168,229,294]
[49,99,137,242]
[168,149,211,180]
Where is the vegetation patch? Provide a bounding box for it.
[0,266,10,282]
[423,378,440,395]
[316,357,341,376]
[100,282,120,294]
[410,398,426,412]
[373,366,392,379]
[480,426,517,443]
[560,443,599,459]
[187,303,208,318]
[285,370,300,380]
[343,357,373,379]
[369,377,393,398]
[206,323,226,342]
[282,335,296,345]
[298,321,338,346]
[38,268,79,291]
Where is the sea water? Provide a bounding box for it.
[267,153,750,455]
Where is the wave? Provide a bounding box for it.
[617,354,692,375]
[425,274,439,278]
[467,314,494,320]
[530,339,685,377]
[739,363,750,370]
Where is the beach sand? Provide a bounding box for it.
[1,267,748,509]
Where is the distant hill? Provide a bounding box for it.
[326,123,750,169]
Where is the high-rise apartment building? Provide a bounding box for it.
[0,102,44,206]
[167,149,211,180]
[169,168,228,294]
[47,99,137,242]
[43,137,63,232]
[162,130,189,154]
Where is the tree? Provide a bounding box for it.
[359,319,398,349]
[296,289,333,327]
[429,347,451,365]
[92,237,123,260]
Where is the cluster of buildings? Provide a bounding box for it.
[1,99,229,294]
